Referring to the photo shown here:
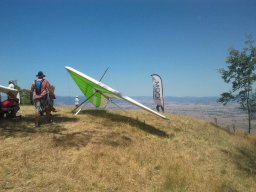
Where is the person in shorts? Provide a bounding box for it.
[30,71,53,127]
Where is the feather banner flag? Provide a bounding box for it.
[151,74,164,112]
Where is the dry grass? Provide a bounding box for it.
[0,106,255,192]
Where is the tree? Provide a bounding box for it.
[20,89,32,105]
[13,83,31,105]
[218,37,256,134]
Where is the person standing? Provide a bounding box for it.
[30,71,53,127]
[8,80,15,89]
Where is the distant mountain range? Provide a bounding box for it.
[54,96,219,106]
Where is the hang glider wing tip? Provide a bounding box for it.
[65,66,74,72]
[149,112,167,119]
[156,113,167,119]
[121,95,167,119]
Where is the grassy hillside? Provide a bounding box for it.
[0,106,255,192]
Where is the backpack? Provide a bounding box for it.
[35,79,45,95]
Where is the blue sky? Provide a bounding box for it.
[0,0,255,97]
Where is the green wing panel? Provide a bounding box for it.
[67,68,115,107]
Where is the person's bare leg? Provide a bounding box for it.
[35,112,40,127]
[34,100,41,127]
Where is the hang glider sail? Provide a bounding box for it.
[0,85,18,95]
[65,66,167,119]
[0,85,20,104]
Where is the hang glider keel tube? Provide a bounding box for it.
[65,66,167,119]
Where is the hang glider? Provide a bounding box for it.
[0,85,18,95]
[0,85,20,104]
[65,66,167,119]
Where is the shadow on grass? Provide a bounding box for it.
[218,183,239,192]
[221,146,256,176]
[53,129,134,149]
[233,147,256,176]
[80,109,170,138]
[0,114,78,138]
[53,130,96,149]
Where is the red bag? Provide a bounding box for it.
[1,100,15,108]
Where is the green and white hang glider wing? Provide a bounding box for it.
[65,66,167,119]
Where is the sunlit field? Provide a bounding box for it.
[0,106,255,191]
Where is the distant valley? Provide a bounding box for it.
[55,96,255,133]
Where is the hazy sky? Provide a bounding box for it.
[0,0,255,97]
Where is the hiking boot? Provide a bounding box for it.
[51,120,56,125]
[46,117,54,124]
[52,108,57,112]
[35,121,40,127]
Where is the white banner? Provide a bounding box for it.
[151,74,164,112]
